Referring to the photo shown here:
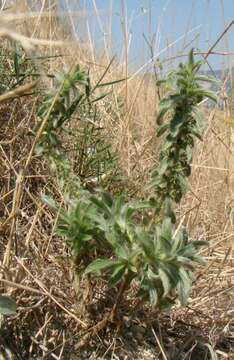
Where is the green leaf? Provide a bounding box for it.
[114,194,125,215]
[156,98,174,125]
[145,176,162,190]
[193,88,218,103]
[156,79,166,86]
[122,204,135,222]
[162,135,174,151]
[157,124,169,137]
[149,286,158,307]
[161,217,172,241]
[98,77,126,87]
[90,196,112,216]
[191,107,206,131]
[191,240,208,247]
[158,158,169,176]
[14,51,20,81]
[42,195,58,211]
[91,92,111,103]
[170,114,184,137]
[160,263,180,286]
[35,144,44,155]
[177,267,192,305]
[191,254,207,266]
[114,244,129,259]
[101,191,114,207]
[177,174,187,194]
[131,200,152,211]
[171,231,185,252]
[158,268,171,296]
[178,243,196,257]
[84,258,115,275]
[0,296,17,315]
[91,56,116,93]
[170,94,186,103]
[163,198,176,223]
[188,48,194,70]
[185,145,193,163]
[194,75,220,85]
[192,59,203,72]
[147,268,160,280]
[109,264,126,286]
[176,256,195,269]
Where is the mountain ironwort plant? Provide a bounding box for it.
[38,49,218,314]
[147,49,219,222]
[34,60,121,193]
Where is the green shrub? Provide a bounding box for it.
[34,61,119,193]
[36,49,218,313]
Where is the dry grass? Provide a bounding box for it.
[0,1,233,359]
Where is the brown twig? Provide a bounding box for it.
[204,19,234,60]
[0,80,38,104]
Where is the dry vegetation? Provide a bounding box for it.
[0,1,233,359]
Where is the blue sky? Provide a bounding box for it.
[60,0,234,71]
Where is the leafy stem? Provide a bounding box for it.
[147,49,218,222]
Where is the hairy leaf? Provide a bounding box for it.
[0,296,16,315]
[85,258,115,275]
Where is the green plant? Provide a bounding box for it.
[38,49,218,314]
[0,46,37,95]
[148,50,219,221]
[44,188,206,310]
[34,61,120,192]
